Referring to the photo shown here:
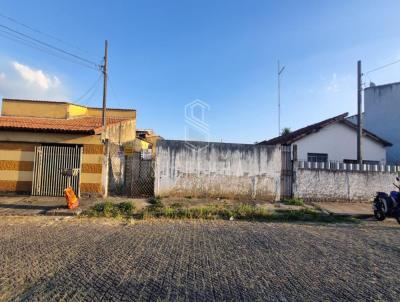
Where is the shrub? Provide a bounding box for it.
[148,196,162,205]
[103,201,115,218]
[282,198,304,206]
[118,201,135,216]
[86,201,135,218]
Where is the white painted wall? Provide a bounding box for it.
[364,83,400,164]
[294,168,397,202]
[155,140,282,200]
[294,122,386,163]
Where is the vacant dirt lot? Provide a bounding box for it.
[0,217,399,301]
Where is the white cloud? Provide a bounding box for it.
[325,73,353,94]
[0,60,68,100]
[327,73,339,92]
[12,61,59,90]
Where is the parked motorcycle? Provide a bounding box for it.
[373,177,400,224]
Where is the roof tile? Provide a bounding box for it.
[0,116,130,134]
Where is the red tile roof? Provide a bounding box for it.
[0,116,131,134]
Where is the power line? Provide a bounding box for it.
[108,74,120,102]
[0,12,90,55]
[75,74,103,104]
[0,23,100,69]
[0,29,99,70]
[364,58,400,75]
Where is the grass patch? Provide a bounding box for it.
[85,200,356,223]
[86,201,135,218]
[282,198,304,206]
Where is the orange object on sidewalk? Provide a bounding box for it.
[64,186,79,209]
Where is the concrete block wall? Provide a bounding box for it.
[155,140,281,200]
[293,168,398,202]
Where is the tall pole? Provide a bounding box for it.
[277,60,285,136]
[102,40,108,128]
[101,40,109,197]
[357,60,363,165]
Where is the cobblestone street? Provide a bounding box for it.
[0,217,399,301]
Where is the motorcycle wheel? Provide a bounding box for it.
[374,210,386,221]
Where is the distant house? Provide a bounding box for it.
[258,113,391,164]
[0,98,136,196]
[363,81,400,164]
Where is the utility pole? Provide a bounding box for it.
[101,40,109,197]
[102,40,108,128]
[357,60,363,165]
[277,60,285,136]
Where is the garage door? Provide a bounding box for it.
[32,145,82,196]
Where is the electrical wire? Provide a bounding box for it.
[0,12,90,55]
[75,74,103,104]
[0,29,99,70]
[108,74,120,102]
[364,59,400,75]
[0,23,100,69]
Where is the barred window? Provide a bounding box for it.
[307,153,328,163]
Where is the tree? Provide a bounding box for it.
[281,127,291,135]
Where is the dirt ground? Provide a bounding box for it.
[0,216,399,301]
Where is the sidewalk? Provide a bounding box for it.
[313,201,373,218]
[0,196,146,216]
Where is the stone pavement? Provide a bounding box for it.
[0,217,399,301]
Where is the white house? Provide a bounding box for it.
[364,81,400,164]
[258,113,391,164]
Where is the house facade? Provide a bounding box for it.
[258,113,391,164]
[364,82,400,164]
[0,98,136,196]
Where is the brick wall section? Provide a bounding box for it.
[293,168,397,202]
[155,140,281,201]
[80,144,103,194]
[0,142,38,193]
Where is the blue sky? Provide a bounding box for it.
[0,0,400,143]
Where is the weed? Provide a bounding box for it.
[282,198,305,206]
[148,196,162,205]
[86,201,136,218]
[86,200,356,224]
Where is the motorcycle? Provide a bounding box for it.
[373,177,400,224]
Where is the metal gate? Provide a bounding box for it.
[125,152,154,197]
[32,145,82,196]
[280,145,293,200]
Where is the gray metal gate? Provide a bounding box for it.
[280,145,293,200]
[32,145,82,196]
[125,152,154,197]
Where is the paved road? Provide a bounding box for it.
[0,217,399,301]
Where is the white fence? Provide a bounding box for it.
[297,160,400,173]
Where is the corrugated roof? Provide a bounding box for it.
[0,116,130,134]
[258,112,392,147]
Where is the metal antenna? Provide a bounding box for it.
[277,60,285,135]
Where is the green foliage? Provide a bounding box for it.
[148,196,162,205]
[282,127,291,135]
[282,198,304,206]
[86,200,355,223]
[87,201,136,218]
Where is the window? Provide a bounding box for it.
[343,159,357,164]
[307,153,328,163]
[344,159,380,165]
[363,160,380,165]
